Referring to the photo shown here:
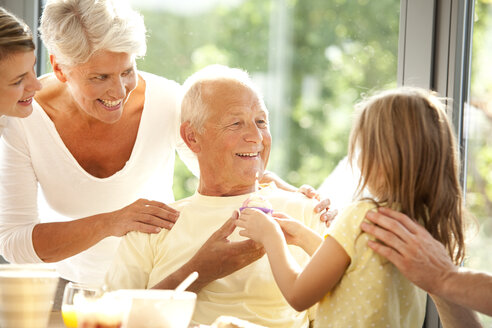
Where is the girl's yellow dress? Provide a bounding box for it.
[314,201,427,328]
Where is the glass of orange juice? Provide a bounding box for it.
[75,291,131,328]
[61,282,99,328]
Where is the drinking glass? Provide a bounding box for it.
[61,282,99,328]
[75,291,131,328]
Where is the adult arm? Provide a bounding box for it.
[151,211,265,292]
[431,295,482,328]
[361,207,492,316]
[32,199,179,262]
[0,121,180,263]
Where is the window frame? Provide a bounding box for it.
[399,0,475,184]
[398,0,475,326]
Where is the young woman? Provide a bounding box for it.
[0,7,41,121]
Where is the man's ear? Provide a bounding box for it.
[50,54,68,83]
[180,121,201,153]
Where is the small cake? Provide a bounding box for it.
[239,194,273,215]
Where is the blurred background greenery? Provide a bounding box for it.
[465,0,492,325]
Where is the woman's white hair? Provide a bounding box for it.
[180,64,267,133]
[39,0,146,67]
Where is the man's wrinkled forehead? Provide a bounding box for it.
[200,79,267,113]
[200,78,249,97]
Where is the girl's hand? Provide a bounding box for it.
[273,212,323,255]
[106,198,179,237]
[236,208,281,245]
[272,212,305,246]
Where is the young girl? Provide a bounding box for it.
[236,87,466,327]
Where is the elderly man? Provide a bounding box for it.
[105,65,324,327]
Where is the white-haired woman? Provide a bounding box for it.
[0,0,198,287]
[0,0,333,293]
[0,7,42,124]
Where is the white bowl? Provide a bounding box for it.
[115,289,197,328]
[0,264,59,328]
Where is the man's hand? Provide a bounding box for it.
[360,207,457,294]
[179,211,265,292]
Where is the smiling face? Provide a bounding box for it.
[57,50,137,124]
[0,50,42,118]
[194,80,271,196]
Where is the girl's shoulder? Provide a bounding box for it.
[344,199,378,215]
[335,200,378,226]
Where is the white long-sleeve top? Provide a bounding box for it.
[0,71,198,285]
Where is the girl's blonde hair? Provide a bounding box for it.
[0,7,35,60]
[348,87,465,264]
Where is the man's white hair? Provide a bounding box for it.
[39,0,146,67]
[180,64,267,133]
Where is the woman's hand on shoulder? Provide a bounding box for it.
[105,198,179,237]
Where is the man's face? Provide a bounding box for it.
[195,80,271,195]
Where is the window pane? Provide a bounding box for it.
[129,0,400,199]
[465,0,492,326]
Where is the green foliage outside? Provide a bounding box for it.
[467,0,492,220]
[132,0,400,200]
[465,0,492,325]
